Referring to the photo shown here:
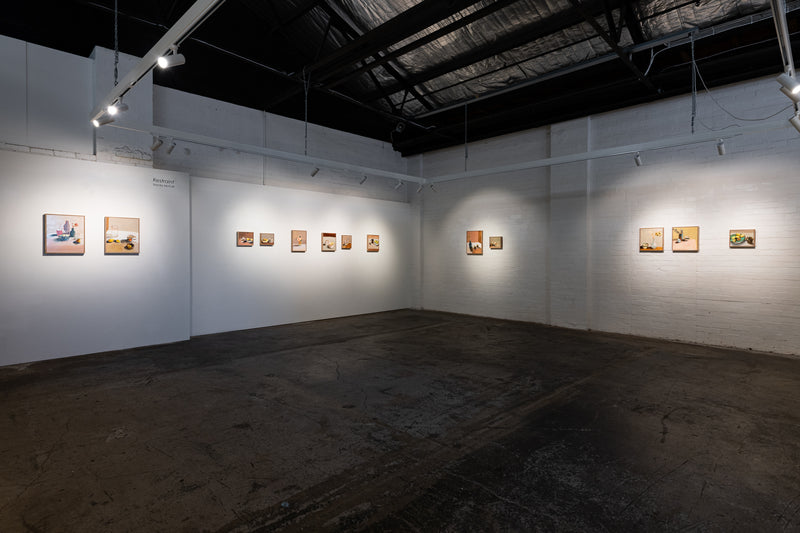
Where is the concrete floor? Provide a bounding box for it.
[1,310,799,532]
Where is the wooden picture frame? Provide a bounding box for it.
[489,236,503,250]
[321,232,337,252]
[467,230,483,255]
[341,235,352,249]
[672,226,699,252]
[236,231,254,247]
[367,234,380,252]
[105,216,140,254]
[639,227,664,252]
[729,229,755,248]
[291,230,307,252]
[260,233,274,246]
[43,214,85,255]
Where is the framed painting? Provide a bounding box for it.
[260,233,274,246]
[467,230,483,255]
[367,234,380,252]
[322,232,337,252]
[672,226,699,252]
[341,234,352,250]
[236,231,254,247]
[489,236,503,250]
[291,230,307,252]
[104,216,139,254]
[639,227,664,252]
[43,214,85,255]
[729,229,755,248]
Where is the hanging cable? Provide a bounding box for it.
[303,68,310,156]
[113,0,119,86]
[464,103,469,172]
[690,35,696,134]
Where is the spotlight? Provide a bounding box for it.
[150,137,164,151]
[429,184,437,192]
[416,184,424,194]
[716,139,726,156]
[166,141,176,155]
[790,112,800,134]
[394,180,404,190]
[359,175,368,185]
[777,72,800,95]
[107,101,128,116]
[310,167,320,177]
[157,46,186,69]
[394,122,406,133]
[634,152,643,166]
[780,86,800,103]
[91,113,114,127]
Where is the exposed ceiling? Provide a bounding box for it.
[3,0,799,156]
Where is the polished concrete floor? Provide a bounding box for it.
[1,309,799,532]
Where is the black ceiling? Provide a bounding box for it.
[2,0,798,156]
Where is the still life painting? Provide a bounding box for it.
[489,236,503,249]
[729,229,755,248]
[467,230,483,255]
[322,232,337,252]
[639,227,664,252]
[367,234,380,252]
[260,233,274,246]
[105,216,139,254]
[236,231,254,247]
[672,226,699,252]
[342,235,352,249]
[44,214,85,255]
[292,230,307,252]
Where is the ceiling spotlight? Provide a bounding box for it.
[634,152,643,166]
[394,180,404,190]
[310,167,320,177]
[779,86,800,103]
[91,113,114,127]
[716,139,726,156]
[416,184,424,194]
[429,183,437,192]
[777,72,800,95]
[359,175,368,184]
[107,101,128,116]
[166,141,176,155]
[394,122,406,133]
[157,46,186,69]
[790,112,800,134]
[150,137,164,151]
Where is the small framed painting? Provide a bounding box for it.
[105,216,139,254]
[44,214,85,255]
[236,231,254,247]
[291,230,307,252]
[467,230,483,255]
[489,236,503,250]
[729,229,755,248]
[672,226,699,252]
[260,233,274,246]
[639,227,664,252]
[322,232,337,252]
[367,234,380,252]
[341,235,352,249]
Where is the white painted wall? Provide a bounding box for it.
[0,150,191,366]
[419,75,800,355]
[191,176,417,335]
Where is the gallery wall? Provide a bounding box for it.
[191,177,418,336]
[417,75,800,356]
[0,150,191,366]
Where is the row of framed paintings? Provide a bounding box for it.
[237,231,380,252]
[466,231,503,255]
[639,227,756,252]
[43,214,139,255]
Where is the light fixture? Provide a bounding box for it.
[716,139,726,156]
[150,137,164,151]
[359,175,368,184]
[394,180,404,190]
[166,141,176,155]
[416,184,424,194]
[107,101,128,116]
[92,114,114,127]
[634,152,643,166]
[310,167,320,177]
[790,112,800,134]
[157,46,186,69]
[429,184,437,192]
[777,72,800,95]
